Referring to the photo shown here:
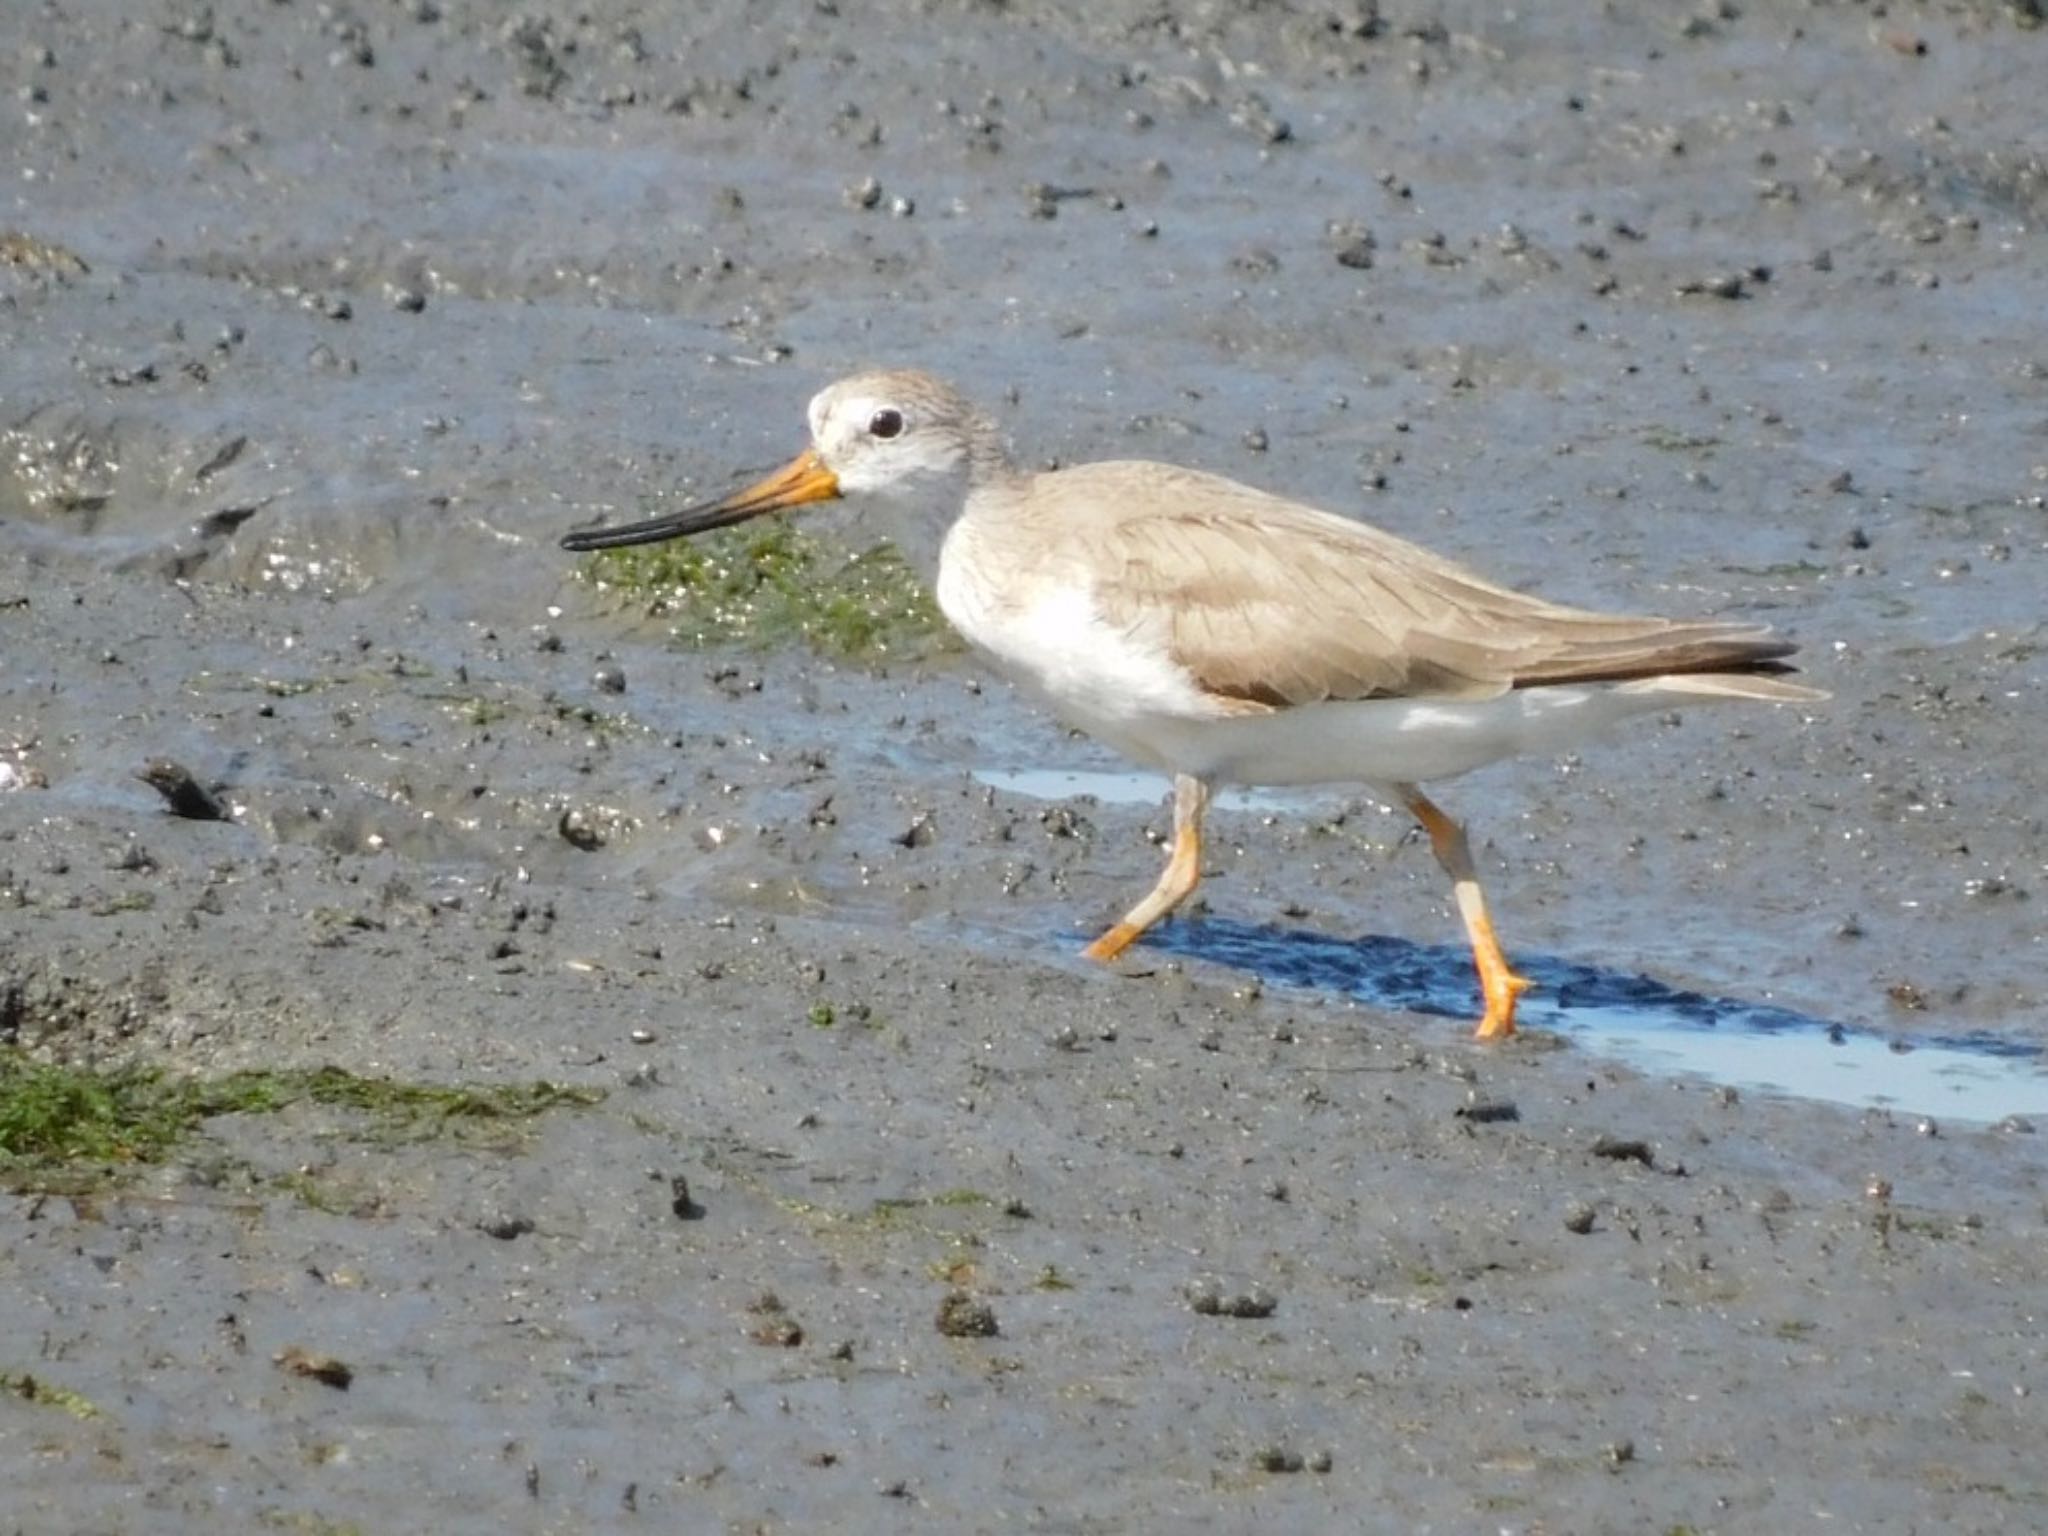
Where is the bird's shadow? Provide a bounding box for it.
[1135,916,2035,1060]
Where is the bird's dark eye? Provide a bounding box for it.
[868,408,905,440]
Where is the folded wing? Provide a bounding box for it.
[1064,463,1813,708]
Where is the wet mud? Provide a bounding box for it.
[4,1,2046,1530]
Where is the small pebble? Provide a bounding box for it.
[935,1291,999,1338]
[275,1347,353,1390]
[558,808,605,851]
[1456,1097,1520,1124]
[1590,1135,1656,1167]
[1186,1283,1277,1319]
[745,1292,802,1347]
[750,1315,803,1348]
[138,759,230,821]
[670,1175,704,1220]
[1678,271,1749,299]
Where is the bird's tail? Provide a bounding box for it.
[1615,671,1829,705]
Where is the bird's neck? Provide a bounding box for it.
[859,470,979,588]
[887,433,1022,589]
[963,417,1018,485]
[852,416,1020,587]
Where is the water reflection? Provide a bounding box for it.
[1138,917,2046,1125]
[976,766,1309,813]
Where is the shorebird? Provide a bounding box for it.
[563,370,1823,1039]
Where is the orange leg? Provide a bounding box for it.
[1398,785,1531,1040]
[1084,774,1211,962]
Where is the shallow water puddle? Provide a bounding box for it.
[982,766,2046,1123]
[974,766,1327,814]
[1139,919,2048,1126]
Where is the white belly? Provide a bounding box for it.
[1130,682,1691,788]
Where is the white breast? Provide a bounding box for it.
[936,522,1221,768]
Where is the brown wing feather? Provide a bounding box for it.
[1061,463,1802,706]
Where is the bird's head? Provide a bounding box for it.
[559,369,1000,555]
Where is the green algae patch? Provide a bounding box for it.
[1,1370,105,1420]
[574,518,946,659]
[0,1051,603,1189]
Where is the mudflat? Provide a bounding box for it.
[3,2,2044,1531]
